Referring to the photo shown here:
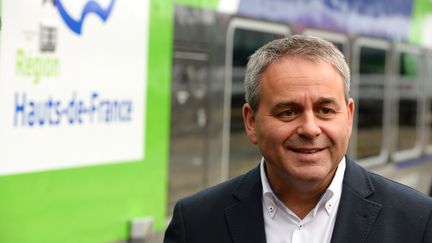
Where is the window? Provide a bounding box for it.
[425,51,432,151]
[351,39,391,165]
[395,51,422,153]
[223,19,290,179]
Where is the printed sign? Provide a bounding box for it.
[0,0,149,175]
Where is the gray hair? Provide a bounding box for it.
[244,35,351,112]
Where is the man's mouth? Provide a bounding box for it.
[290,148,325,154]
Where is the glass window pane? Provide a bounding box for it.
[229,29,283,178]
[333,42,344,52]
[356,47,386,159]
[169,54,209,210]
[397,52,419,151]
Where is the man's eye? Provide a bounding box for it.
[278,110,296,117]
[317,107,335,115]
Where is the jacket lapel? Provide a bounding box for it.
[331,157,382,243]
[225,158,383,243]
[225,166,267,243]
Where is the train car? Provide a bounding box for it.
[168,0,432,239]
[0,0,431,242]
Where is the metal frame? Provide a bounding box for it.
[391,43,425,162]
[350,37,392,167]
[302,28,350,58]
[423,49,432,155]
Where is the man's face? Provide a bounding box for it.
[243,56,354,187]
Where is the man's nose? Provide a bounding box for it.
[296,111,321,139]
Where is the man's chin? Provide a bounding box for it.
[290,166,332,183]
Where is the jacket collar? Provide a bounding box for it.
[224,157,383,243]
[225,165,267,243]
[330,156,382,243]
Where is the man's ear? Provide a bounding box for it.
[243,103,258,144]
[347,98,355,131]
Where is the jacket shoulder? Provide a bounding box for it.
[367,170,432,209]
[345,157,432,208]
[179,165,261,210]
[164,166,262,243]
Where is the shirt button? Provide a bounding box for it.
[298,224,303,230]
[268,206,274,212]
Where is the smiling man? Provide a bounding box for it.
[243,52,354,225]
[164,35,432,243]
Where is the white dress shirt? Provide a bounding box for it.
[260,157,346,243]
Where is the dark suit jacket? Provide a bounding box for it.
[164,157,432,243]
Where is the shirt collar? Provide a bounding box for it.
[323,156,345,215]
[260,157,278,218]
[260,157,346,218]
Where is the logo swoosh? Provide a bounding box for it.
[55,0,116,35]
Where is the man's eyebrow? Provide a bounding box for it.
[271,101,301,112]
[270,98,341,112]
[315,97,340,108]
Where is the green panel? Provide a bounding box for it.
[174,0,219,9]
[409,0,432,44]
[0,0,220,242]
[0,161,168,243]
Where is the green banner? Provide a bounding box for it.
[410,0,432,44]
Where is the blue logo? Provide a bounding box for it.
[55,0,116,35]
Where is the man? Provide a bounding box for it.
[164,35,432,243]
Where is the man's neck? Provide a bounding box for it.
[277,183,329,219]
[266,166,337,219]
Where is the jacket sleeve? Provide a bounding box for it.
[164,200,186,243]
[423,209,432,243]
